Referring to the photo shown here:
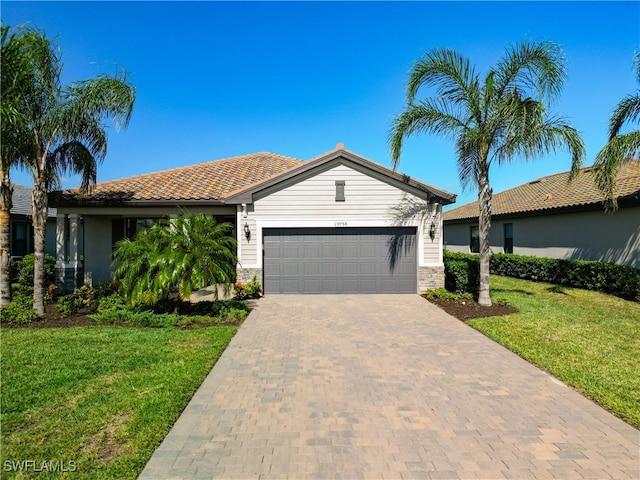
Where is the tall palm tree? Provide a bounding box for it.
[389,41,585,306]
[0,25,53,307]
[593,53,640,211]
[1,25,135,315]
[113,212,237,307]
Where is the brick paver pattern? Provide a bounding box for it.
[140,294,640,480]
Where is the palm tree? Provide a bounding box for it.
[0,25,53,307]
[113,212,237,307]
[1,25,135,315]
[389,41,585,306]
[593,53,640,211]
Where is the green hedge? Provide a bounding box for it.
[443,251,479,297]
[491,253,640,299]
[443,250,640,300]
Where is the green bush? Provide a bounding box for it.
[425,288,474,302]
[182,299,250,316]
[234,276,262,300]
[443,251,479,297]
[16,253,56,287]
[491,253,640,299]
[56,295,82,316]
[0,294,39,324]
[96,293,128,314]
[56,283,120,317]
[91,310,181,327]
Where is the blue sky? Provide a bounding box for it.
[3,1,638,208]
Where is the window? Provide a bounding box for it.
[504,223,513,254]
[335,180,345,202]
[112,218,157,249]
[470,225,479,253]
[11,222,32,257]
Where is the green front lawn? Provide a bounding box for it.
[1,326,236,479]
[471,275,640,429]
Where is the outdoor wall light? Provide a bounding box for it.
[429,221,436,241]
[243,222,251,241]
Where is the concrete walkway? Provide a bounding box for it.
[139,295,639,480]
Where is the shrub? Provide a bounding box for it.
[425,288,474,302]
[112,212,237,307]
[443,251,479,297]
[491,253,640,299]
[234,276,262,300]
[0,294,39,324]
[16,253,56,287]
[179,299,250,316]
[97,293,128,314]
[56,282,121,317]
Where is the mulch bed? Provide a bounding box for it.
[424,296,519,321]
[3,296,518,329]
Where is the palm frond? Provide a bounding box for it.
[593,132,640,210]
[494,40,566,105]
[608,93,640,139]
[389,101,467,167]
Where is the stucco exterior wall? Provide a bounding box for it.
[444,206,640,268]
[56,205,236,288]
[237,161,445,291]
[83,216,115,285]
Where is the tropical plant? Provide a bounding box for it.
[593,52,640,211]
[0,24,135,315]
[0,25,44,307]
[389,40,585,306]
[112,212,238,307]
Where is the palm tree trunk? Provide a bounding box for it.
[0,172,12,308]
[32,178,48,316]
[477,168,492,307]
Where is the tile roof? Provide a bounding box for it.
[443,160,640,222]
[57,152,304,205]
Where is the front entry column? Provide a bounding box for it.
[55,213,83,293]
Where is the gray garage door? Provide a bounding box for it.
[263,227,417,294]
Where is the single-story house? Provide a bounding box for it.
[9,184,57,259]
[51,145,456,294]
[443,161,640,269]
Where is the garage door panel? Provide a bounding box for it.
[304,262,320,275]
[322,262,338,275]
[341,244,358,257]
[282,244,300,259]
[282,263,299,276]
[341,262,358,275]
[359,262,377,275]
[342,278,359,293]
[321,279,339,292]
[263,227,416,294]
[304,244,320,257]
[322,245,338,257]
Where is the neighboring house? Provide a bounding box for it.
[9,184,57,259]
[443,161,640,268]
[51,144,456,293]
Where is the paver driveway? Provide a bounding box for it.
[140,294,639,479]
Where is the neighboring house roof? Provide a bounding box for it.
[11,184,56,218]
[444,160,640,222]
[226,144,457,205]
[54,152,304,207]
[53,145,457,207]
